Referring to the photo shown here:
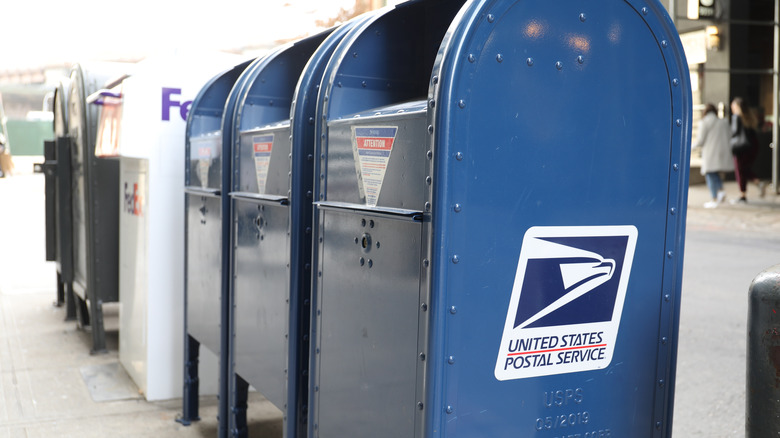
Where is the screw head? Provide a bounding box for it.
[526,57,534,67]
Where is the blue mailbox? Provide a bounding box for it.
[49,79,76,320]
[226,24,361,437]
[67,63,129,353]
[310,0,691,437]
[181,59,252,434]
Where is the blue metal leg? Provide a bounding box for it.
[231,374,249,438]
[177,335,201,425]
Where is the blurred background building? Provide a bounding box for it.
[0,0,395,158]
[665,0,777,184]
[0,0,777,187]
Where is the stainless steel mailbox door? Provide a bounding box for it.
[316,209,422,438]
[232,198,289,408]
[313,105,432,438]
[186,193,223,352]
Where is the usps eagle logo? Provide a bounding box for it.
[495,226,637,380]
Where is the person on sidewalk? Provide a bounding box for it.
[730,97,766,203]
[692,103,733,208]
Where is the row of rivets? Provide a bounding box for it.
[645,8,681,435]
[448,105,465,415]
[522,58,584,69]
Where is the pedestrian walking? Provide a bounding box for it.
[730,97,766,203]
[692,103,733,208]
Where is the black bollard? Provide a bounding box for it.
[747,264,780,437]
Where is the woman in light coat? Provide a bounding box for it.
[692,103,733,208]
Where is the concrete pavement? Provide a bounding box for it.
[0,160,283,437]
[674,177,780,437]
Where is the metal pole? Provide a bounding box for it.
[746,264,780,436]
[669,0,675,24]
[773,0,779,194]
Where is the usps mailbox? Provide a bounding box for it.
[226,23,365,437]
[182,59,252,430]
[310,1,691,437]
[46,79,76,319]
[67,63,130,352]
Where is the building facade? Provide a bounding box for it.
[666,0,777,184]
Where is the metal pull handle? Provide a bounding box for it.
[229,191,289,206]
[87,90,122,106]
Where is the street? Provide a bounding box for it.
[672,180,780,437]
[673,227,780,436]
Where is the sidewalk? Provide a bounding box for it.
[0,160,282,437]
[685,178,780,234]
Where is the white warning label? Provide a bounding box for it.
[495,226,638,380]
[252,134,274,194]
[191,134,220,188]
[352,126,397,207]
